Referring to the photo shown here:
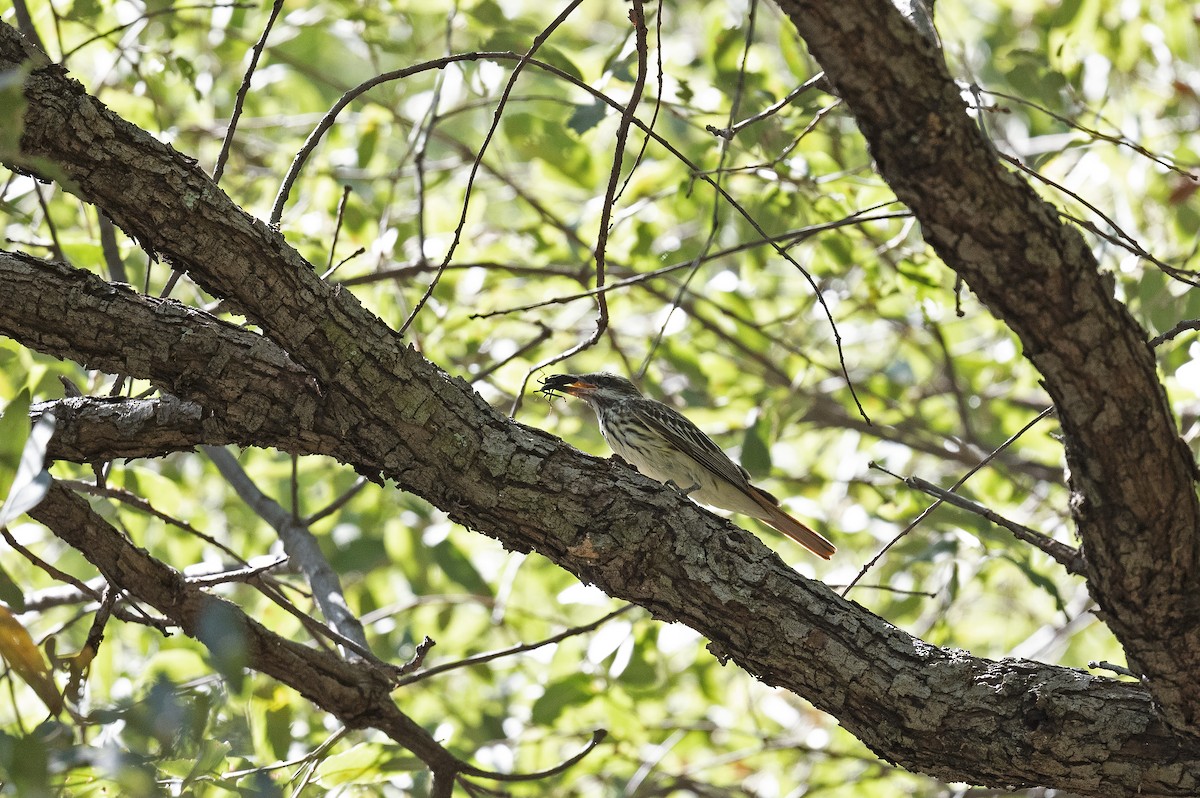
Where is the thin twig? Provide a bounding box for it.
[1088,660,1137,678]
[473,210,908,320]
[843,406,1056,595]
[398,0,588,336]
[212,0,284,184]
[60,3,251,61]
[517,1,649,387]
[897,473,1085,575]
[458,730,607,783]
[1149,319,1200,347]
[59,479,247,564]
[640,0,752,379]
[396,605,634,687]
[707,72,826,140]
[471,322,553,384]
[978,86,1198,179]
[304,476,369,526]
[321,185,353,278]
[186,556,290,587]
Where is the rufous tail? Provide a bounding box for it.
[749,488,836,559]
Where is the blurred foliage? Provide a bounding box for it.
[2,0,1198,794]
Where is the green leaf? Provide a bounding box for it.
[431,539,492,596]
[531,673,593,725]
[0,398,55,528]
[0,388,32,496]
[567,99,607,135]
[1004,553,1067,613]
[0,563,25,612]
[740,414,772,479]
[315,742,422,787]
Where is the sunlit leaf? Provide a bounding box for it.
[0,403,55,528]
[315,742,423,787]
[0,606,62,716]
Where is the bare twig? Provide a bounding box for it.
[60,3,252,61]
[212,0,285,184]
[843,406,1056,595]
[397,604,634,687]
[640,0,752,379]
[896,473,1084,575]
[398,0,589,336]
[458,730,607,784]
[517,0,649,392]
[321,185,354,279]
[707,72,826,140]
[304,476,369,526]
[58,479,247,564]
[977,86,1198,180]
[1089,660,1137,678]
[185,556,290,587]
[472,210,908,320]
[1149,319,1200,347]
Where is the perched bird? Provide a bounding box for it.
[539,372,835,559]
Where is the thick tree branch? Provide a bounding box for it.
[34,395,214,462]
[0,250,337,459]
[772,0,1200,733]
[3,21,1199,795]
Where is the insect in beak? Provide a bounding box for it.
[536,374,570,401]
[536,373,584,401]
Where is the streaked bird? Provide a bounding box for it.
[539,372,835,559]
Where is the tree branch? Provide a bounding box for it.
[772,0,1200,733]
[0,250,335,459]
[34,394,213,462]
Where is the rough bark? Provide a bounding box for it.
[0,251,338,460]
[772,0,1200,733]
[2,16,1199,796]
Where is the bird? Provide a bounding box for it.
[539,372,835,559]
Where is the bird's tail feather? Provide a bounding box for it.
[748,487,836,559]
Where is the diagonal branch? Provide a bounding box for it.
[773,0,1200,734]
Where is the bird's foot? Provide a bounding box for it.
[664,480,701,497]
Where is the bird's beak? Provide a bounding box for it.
[538,374,594,398]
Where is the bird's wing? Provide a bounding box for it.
[629,399,752,489]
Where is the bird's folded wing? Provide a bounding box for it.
[630,400,752,489]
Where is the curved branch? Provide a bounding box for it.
[771,0,1200,733]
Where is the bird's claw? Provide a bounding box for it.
[664,480,701,497]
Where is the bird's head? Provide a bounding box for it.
[538,372,643,405]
